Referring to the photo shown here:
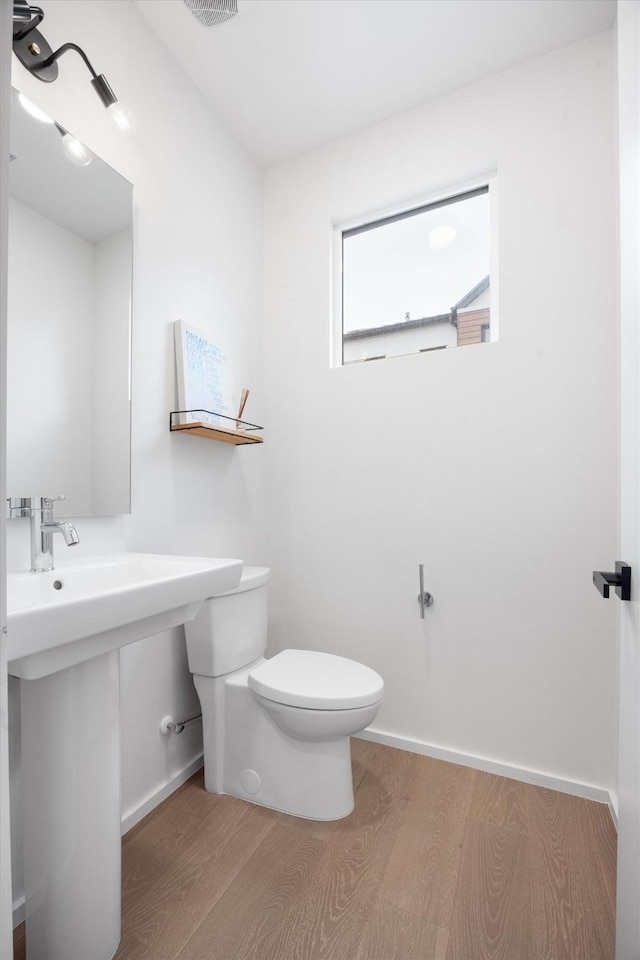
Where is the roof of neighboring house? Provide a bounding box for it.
[453,275,490,310]
[343,312,454,342]
[343,275,490,341]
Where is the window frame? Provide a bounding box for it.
[330,176,498,368]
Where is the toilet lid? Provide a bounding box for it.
[248,649,384,710]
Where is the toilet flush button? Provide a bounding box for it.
[241,769,261,795]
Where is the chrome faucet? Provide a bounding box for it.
[6,497,80,572]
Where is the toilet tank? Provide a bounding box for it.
[185,566,270,677]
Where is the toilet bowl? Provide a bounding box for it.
[185,567,384,820]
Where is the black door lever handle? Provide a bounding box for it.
[593,561,631,600]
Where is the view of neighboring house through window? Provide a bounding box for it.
[340,185,491,365]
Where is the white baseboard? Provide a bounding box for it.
[357,727,617,825]
[120,754,204,836]
[12,895,24,930]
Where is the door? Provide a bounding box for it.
[616,2,640,958]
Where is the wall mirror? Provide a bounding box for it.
[7,88,133,517]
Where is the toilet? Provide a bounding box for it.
[185,566,384,820]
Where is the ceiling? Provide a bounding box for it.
[135,0,616,168]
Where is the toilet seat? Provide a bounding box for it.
[248,649,384,710]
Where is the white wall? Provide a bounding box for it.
[263,32,618,795]
[8,0,265,919]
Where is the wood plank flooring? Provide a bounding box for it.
[13,740,617,959]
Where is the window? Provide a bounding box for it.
[336,185,492,366]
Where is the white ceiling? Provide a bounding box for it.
[135,0,616,168]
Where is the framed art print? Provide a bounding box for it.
[174,320,231,426]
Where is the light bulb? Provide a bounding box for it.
[107,101,135,135]
[18,93,54,124]
[61,132,92,167]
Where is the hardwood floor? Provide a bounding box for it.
[13,740,617,959]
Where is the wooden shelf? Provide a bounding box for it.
[170,411,263,446]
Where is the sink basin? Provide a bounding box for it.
[7,551,243,678]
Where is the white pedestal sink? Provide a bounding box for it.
[7,553,243,960]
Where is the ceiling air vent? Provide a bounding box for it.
[182,0,238,28]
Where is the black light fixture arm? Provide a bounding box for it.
[36,41,99,79]
[33,42,118,107]
[12,0,119,111]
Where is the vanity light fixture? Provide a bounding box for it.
[12,0,135,134]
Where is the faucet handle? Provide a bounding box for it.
[6,496,66,517]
